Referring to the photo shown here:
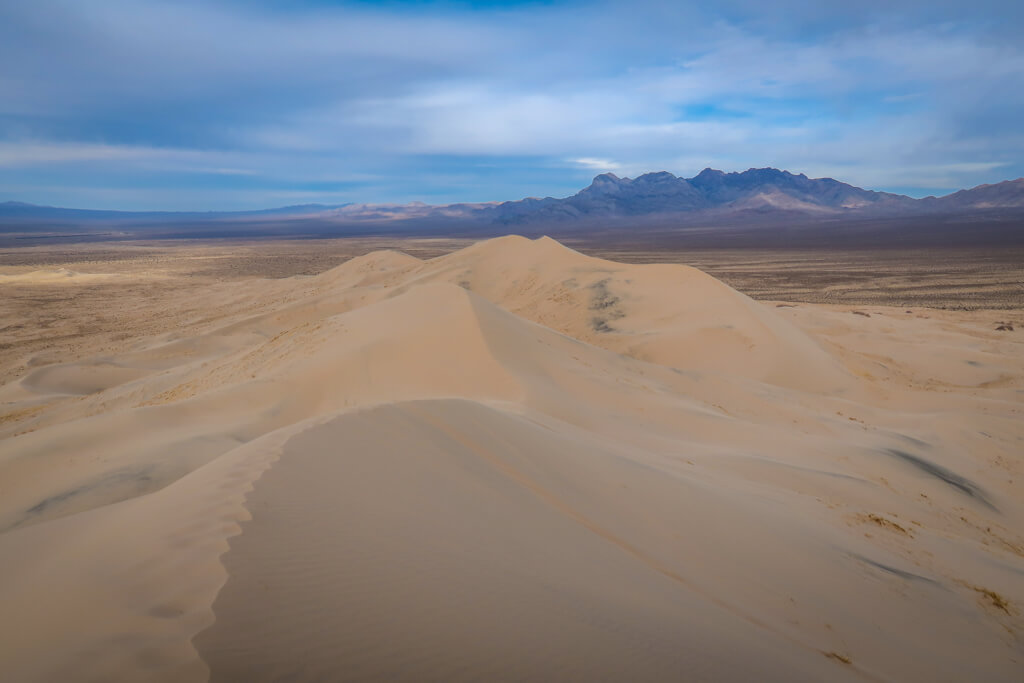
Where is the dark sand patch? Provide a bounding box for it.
[881,448,996,511]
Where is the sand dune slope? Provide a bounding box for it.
[196,400,864,683]
[380,235,852,392]
[0,236,1021,682]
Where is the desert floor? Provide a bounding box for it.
[0,236,1021,681]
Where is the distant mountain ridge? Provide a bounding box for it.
[3,169,1024,225]
[924,178,1024,210]
[3,169,1023,247]
[486,168,1024,224]
[0,201,350,220]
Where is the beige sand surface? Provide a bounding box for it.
[0,267,122,284]
[0,236,1021,681]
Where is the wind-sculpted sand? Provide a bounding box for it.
[0,236,1021,681]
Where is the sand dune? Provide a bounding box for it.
[384,235,852,391]
[0,267,120,284]
[0,236,1021,682]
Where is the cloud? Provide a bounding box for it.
[0,0,1022,207]
[570,158,622,172]
[0,141,211,167]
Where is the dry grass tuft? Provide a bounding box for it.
[972,586,1012,614]
[861,513,912,536]
[824,651,852,664]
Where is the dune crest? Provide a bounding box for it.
[0,236,1021,682]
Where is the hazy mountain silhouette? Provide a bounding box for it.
[5,169,1024,225]
[0,201,349,221]
[2,169,1023,247]
[924,178,1024,210]
[485,168,1024,224]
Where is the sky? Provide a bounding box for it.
[1,0,1022,210]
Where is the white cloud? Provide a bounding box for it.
[570,158,621,172]
[0,141,205,166]
[1,0,1022,206]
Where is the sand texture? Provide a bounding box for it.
[0,236,1022,681]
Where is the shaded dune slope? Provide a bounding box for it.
[0,236,1021,682]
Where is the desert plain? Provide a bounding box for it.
[0,235,1022,682]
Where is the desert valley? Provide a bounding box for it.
[0,234,1021,681]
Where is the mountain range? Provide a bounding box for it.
[3,168,1023,246]
[486,168,1024,224]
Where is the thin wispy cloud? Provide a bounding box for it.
[0,0,1020,209]
[571,158,622,172]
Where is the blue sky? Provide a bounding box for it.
[1,0,1022,210]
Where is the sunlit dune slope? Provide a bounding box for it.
[0,236,1021,683]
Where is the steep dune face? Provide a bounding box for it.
[390,235,851,392]
[195,401,868,683]
[0,237,1021,682]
